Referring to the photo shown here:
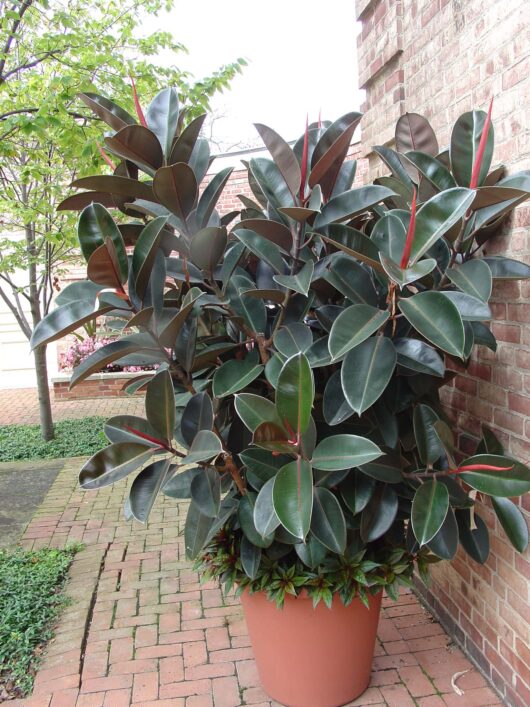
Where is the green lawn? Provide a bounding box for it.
[0,417,106,462]
[0,546,80,697]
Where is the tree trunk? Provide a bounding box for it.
[34,343,54,440]
[22,184,55,441]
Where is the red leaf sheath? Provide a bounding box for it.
[96,141,116,170]
[469,97,493,189]
[400,187,417,269]
[449,463,514,474]
[130,75,148,128]
[299,114,309,201]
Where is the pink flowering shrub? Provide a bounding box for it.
[59,336,153,373]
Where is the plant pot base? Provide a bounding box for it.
[241,589,383,707]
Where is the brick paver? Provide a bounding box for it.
[9,458,503,706]
[0,387,143,426]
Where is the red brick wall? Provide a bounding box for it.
[53,375,143,400]
[356,1,529,704]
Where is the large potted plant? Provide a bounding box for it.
[32,89,530,707]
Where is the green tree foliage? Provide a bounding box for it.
[0,0,245,439]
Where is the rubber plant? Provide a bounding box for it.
[32,90,530,610]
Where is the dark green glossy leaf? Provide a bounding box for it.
[78,92,136,131]
[272,459,313,540]
[80,443,155,490]
[190,227,227,272]
[276,353,314,435]
[162,467,201,498]
[70,336,154,388]
[310,487,347,553]
[146,88,179,157]
[325,253,378,306]
[411,479,450,546]
[341,337,396,415]
[323,224,383,273]
[447,260,492,301]
[129,459,172,523]
[314,185,395,228]
[132,216,168,298]
[413,404,444,465]
[170,113,207,164]
[399,291,465,358]
[458,454,530,497]
[440,291,491,321]
[190,468,221,518]
[476,427,504,455]
[340,473,375,515]
[305,337,333,368]
[227,275,267,334]
[295,534,327,568]
[264,352,286,388]
[181,393,214,447]
[197,167,234,228]
[239,492,274,547]
[312,435,382,471]
[30,300,114,350]
[181,430,222,465]
[380,254,437,288]
[450,110,494,187]
[329,305,389,360]
[153,163,198,222]
[482,256,530,280]
[273,323,313,357]
[456,509,489,563]
[145,369,175,442]
[427,507,458,560]
[159,296,202,348]
[104,415,163,447]
[233,228,285,274]
[72,175,154,202]
[240,448,290,490]
[234,394,281,432]
[235,219,292,253]
[212,358,263,398]
[255,123,301,196]
[370,211,407,262]
[253,477,281,538]
[274,260,314,295]
[323,370,354,426]
[87,239,126,288]
[249,157,294,210]
[394,338,444,377]
[240,536,262,579]
[396,113,439,160]
[491,497,529,552]
[105,125,163,175]
[77,203,128,280]
[360,485,398,542]
[470,322,497,351]
[358,450,402,483]
[409,188,475,264]
[402,151,456,191]
[184,502,214,559]
[373,145,414,189]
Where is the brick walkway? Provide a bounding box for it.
[8,458,504,707]
[0,388,143,425]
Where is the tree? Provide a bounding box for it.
[0,0,245,439]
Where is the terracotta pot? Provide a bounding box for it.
[240,588,383,707]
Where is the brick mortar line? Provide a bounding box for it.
[77,541,111,689]
[413,580,507,705]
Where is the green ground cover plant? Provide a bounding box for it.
[0,417,106,461]
[0,546,80,699]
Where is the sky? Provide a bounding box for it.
[142,0,362,151]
